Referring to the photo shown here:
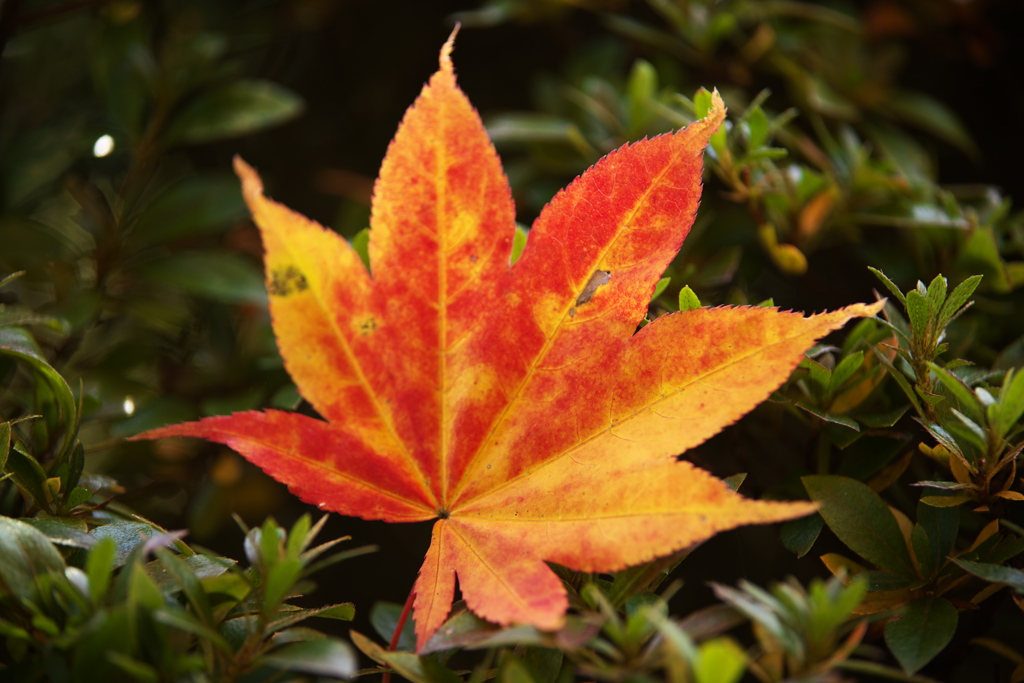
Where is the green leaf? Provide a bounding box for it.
[929,363,984,425]
[918,501,958,573]
[499,653,537,683]
[828,351,864,395]
[154,548,215,625]
[0,422,9,470]
[261,638,358,679]
[21,516,94,549]
[868,267,907,307]
[996,368,1024,440]
[140,250,267,304]
[0,326,78,460]
[511,224,529,265]
[4,445,51,511]
[86,538,118,604]
[90,521,162,566]
[780,513,823,558]
[154,605,232,653]
[884,596,957,674]
[904,290,930,341]
[924,274,947,315]
[938,275,982,325]
[651,277,671,302]
[0,516,66,602]
[352,228,371,270]
[695,638,747,683]
[66,486,92,509]
[678,285,701,311]
[370,601,417,652]
[745,105,770,150]
[884,91,976,155]
[803,475,916,576]
[166,79,304,144]
[626,59,657,134]
[133,174,248,247]
[954,558,1024,593]
[796,402,860,431]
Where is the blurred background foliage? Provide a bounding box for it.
[2,0,1024,680]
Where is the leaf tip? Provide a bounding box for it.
[440,23,461,75]
[233,155,264,202]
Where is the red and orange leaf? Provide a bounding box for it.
[134,30,883,651]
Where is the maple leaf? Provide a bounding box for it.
[134,31,883,650]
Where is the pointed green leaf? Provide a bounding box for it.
[803,475,916,576]
[678,285,701,311]
[930,363,984,425]
[166,79,303,144]
[828,351,865,395]
[938,275,982,325]
[0,517,66,603]
[996,368,1024,440]
[924,274,947,314]
[651,277,671,302]
[261,638,358,679]
[954,558,1024,593]
[781,513,824,558]
[884,596,957,674]
[904,290,930,341]
[868,267,907,307]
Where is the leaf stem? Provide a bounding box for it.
[382,586,416,683]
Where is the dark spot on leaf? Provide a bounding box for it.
[568,307,576,317]
[469,255,478,262]
[576,270,611,306]
[268,265,308,296]
[438,509,450,519]
[359,317,377,335]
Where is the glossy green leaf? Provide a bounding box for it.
[4,445,51,511]
[21,516,94,549]
[954,558,1024,593]
[0,516,66,602]
[803,475,916,576]
[166,79,304,144]
[0,326,78,459]
[261,638,358,678]
[91,521,162,566]
[884,596,957,674]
